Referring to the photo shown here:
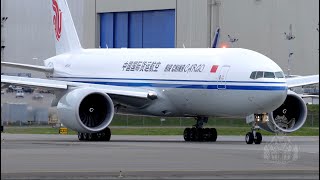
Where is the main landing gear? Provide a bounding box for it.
[78,127,111,141]
[245,114,263,144]
[183,116,217,142]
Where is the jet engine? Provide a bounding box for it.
[57,88,114,133]
[257,90,307,133]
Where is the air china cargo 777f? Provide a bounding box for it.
[1,0,319,144]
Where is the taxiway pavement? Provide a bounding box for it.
[1,134,319,179]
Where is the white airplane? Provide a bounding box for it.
[1,0,319,144]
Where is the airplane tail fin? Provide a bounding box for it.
[212,27,220,48]
[50,0,82,55]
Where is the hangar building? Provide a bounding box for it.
[1,0,319,78]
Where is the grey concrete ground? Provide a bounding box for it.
[1,134,319,179]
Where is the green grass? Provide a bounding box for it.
[2,104,318,136]
[2,126,318,136]
[110,110,319,127]
[110,115,253,127]
[307,104,319,114]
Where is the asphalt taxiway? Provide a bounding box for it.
[1,134,319,179]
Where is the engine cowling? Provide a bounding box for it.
[57,88,114,133]
[257,90,307,133]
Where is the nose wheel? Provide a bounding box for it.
[245,131,262,144]
[245,114,263,144]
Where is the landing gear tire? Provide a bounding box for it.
[245,132,254,144]
[101,127,111,141]
[78,132,84,141]
[183,116,218,142]
[197,128,204,142]
[183,127,217,142]
[88,133,99,141]
[254,132,262,144]
[190,128,198,141]
[83,132,88,141]
[77,127,111,141]
[209,128,217,142]
[183,128,191,141]
[88,133,94,141]
[245,114,266,144]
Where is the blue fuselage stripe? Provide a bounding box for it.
[67,80,288,91]
[52,76,286,84]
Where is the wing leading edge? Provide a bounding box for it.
[286,75,319,88]
[2,61,53,73]
[1,75,157,101]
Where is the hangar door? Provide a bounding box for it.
[100,10,175,48]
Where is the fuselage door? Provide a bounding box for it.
[217,65,230,89]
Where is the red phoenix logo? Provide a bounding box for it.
[52,0,62,41]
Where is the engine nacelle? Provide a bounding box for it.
[257,90,307,133]
[57,88,114,133]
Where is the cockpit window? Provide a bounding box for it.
[264,72,275,78]
[256,71,264,79]
[250,71,257,79]
[250,71,279,79]
[275,71,285,78]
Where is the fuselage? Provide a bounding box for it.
[45,48,288,117]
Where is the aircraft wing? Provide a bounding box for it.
[1,75,157,103]
[1,75,67,89]
[286,75,319,88]
[2,61,53,73]
[299,94,319,98]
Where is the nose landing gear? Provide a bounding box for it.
[245,114,263,144]
[245,131,262,144]
[183,116,217,142]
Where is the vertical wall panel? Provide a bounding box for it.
[99,14,107,48]
[176,0,209,48]
[142,10,175,48]
[128,12,143,48]
[100,9,175,49]
[114,12,128,48]
[100,13,114,48]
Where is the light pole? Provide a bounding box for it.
[210,0,221,47]
[284,24,295,77]
[317,22,319,52]
[1,16,8,132]
[1,16,8,72]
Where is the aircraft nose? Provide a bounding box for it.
[263,89,287,111]
[250,89,287,113]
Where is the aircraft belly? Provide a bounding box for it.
[160,89,283,117]
[117,89,284,117]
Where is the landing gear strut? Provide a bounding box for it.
[245,114,263,144]
[183,116,217,142]
[78,127,111,141]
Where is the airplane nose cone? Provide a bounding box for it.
[265,89,287,112]
[251,89,287,113]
